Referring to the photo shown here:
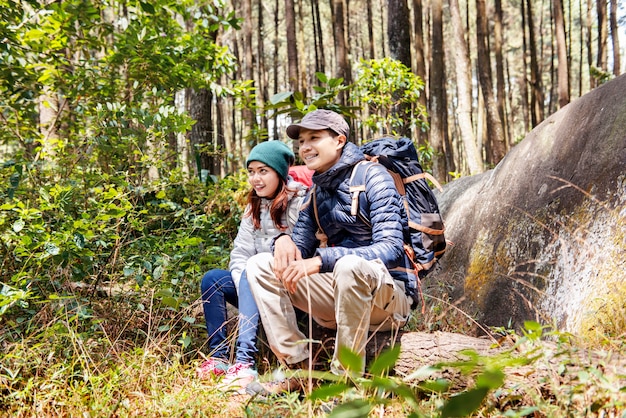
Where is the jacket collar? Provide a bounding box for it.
[312,142,365,189]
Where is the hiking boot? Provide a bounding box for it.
[196,357,229,379]
[221,363,258,393]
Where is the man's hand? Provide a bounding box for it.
[281,256,322,294]
[272,234,301,280]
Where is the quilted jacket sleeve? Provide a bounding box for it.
[290,194,321,259]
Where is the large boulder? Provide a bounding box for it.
[431,74,626,337]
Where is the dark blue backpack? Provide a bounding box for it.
[349,137,447,277]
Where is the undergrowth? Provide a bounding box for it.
[1,286,625,417]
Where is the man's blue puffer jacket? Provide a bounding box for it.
[291,142,418,296]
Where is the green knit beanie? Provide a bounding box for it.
[246,141,295,180]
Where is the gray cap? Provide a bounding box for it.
[286,109,349,139]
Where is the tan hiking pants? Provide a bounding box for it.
[245,253,413,374]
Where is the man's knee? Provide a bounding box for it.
[246,252,274,283]
[333,254,364,275]
[333,255,375,292]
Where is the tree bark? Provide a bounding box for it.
[366,331,626,401]
[241,0,255,149]
[332,0,351,103]
[526,0,544,126]
[366,0,376,58]
[188,89,214,175]
[387,0,412,69]
[596,0,608,73]
[553,0,569,109]
[609,0,620,76]
[494,0,508,149]
[257,0,268,133]
[429,0,448,181]
[476,0,505,165]
[311,0,326,74]
[520,0,530,134]
[285,0,300,92]
[412,0,428,145]
[387,0,412,137]
[448,0,482,175]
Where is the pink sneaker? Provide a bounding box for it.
[221,363,258,392]
[197,357,229,379]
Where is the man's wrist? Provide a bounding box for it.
[270,233,289,252]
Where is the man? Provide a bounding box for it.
[246,109,417,381]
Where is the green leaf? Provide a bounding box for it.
[308,382,352,401]
[441,387,489,418]
[328,399,371,418]
[139,2,155,13]
[73,233,85,249]
[316,72,328,83]
[160,296,179,309]
[12,219,24,233]
[270,91,293,104]
[44,242,60,256]
[337,346,363,373]
[368,345,400,376]
[153,265,164,280]
[476,368,505,390]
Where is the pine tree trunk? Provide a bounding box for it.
[429,0,448,181]
[332,0,351,105]
[526,0,544,126]
[387,0,412,137]
[494,0,508,149]
[241,0,255,149]
[285,0,300,92]
[553,0,569,109]
[609,0,620,76]
[476,0,505,164]
[596,0,608,73]
[448,0,482,175]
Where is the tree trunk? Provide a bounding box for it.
[241,0,256,148]
[553,0,569,109]
[609,0,620,76]
[332,0,351,104]
[363,331,626,403]
[412,0,428,145]
[366,0,376,58]
[285,0,300,92]
[273,0,280,140]
[596,0,608,73]
[449,0,482,175]
[38,88,60,160]
[429,0,448,181]
[311,0,326,74]
[387,0,412,137]
[520,0,530,134]
[494,0,508,149]
[188,89,214,176]
[257,0,268,133]
[387,0,412,68]
[526,0,544,126]
[476,0,505,165]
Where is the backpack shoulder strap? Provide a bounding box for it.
[349,160,375,225]
[311,184,328,248]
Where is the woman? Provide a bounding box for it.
[197,141,307,392]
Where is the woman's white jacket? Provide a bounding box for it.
[228,179,308,290]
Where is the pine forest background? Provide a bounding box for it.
[1,0,624,324]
